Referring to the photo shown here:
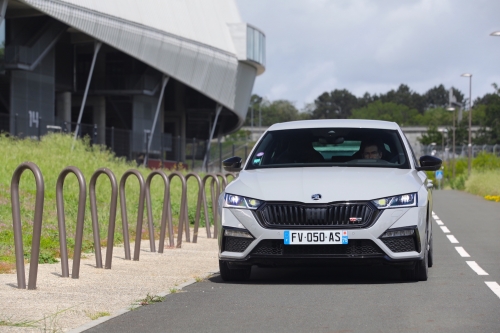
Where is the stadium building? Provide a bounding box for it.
[0,0,265,166]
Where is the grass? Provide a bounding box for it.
[135,293,166,306]
[0,317,38,327]
[0,133,218,269]
[0,305,75,332]
[427,152,500,200]
[465,170,500,197]
[85,310,111,320]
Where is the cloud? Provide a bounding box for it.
[236,0,500,109]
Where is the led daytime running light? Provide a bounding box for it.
[372,193,417,209]
[224,194,262,210]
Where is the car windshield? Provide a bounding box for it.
[246,127,410,169]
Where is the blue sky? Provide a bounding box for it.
[236,0,500,109]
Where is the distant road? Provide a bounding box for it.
[83,190,500,333]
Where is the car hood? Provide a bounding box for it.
[225,167,424,203]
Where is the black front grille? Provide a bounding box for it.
[250,239,383,256]
[254,202,378,229]
[381,236,416,253]
[224,237,254,253]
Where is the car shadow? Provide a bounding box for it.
[209,264,417,285]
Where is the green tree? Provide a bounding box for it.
[420,107,453,127]
[261,99,301,126]
[423,85,464,110]
[244,95,302,126]
[350,101,421,126]
[419,125,443,145]
[309,89,358,119]
[379,84,425,114]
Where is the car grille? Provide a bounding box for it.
[223,236,254,253]
[250,239,383,256]
[254,202,378,229]
[381,236,416,253]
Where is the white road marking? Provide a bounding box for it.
[435,219,444,225]
[467,261,489,276]
[447,235,459,243]
[440,226,450,233]
[455,247,470,257]
[485,282,500,299]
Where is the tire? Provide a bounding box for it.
[428,235,433,268]
[219,260,251,282]
[401,240,428,281]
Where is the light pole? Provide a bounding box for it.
[461,73,472,176]
[438,128,448,159]
[447,106,456,178]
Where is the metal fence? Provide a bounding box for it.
[416,144,500,161]
[0,113,254,171]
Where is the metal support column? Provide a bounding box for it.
[202,104,223,172]
[72,41,102,150]
[0,0,7,27]
[144,75,169,167]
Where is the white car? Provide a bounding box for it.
[218,119,442,282]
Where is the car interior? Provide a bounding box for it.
[247,127,410,169]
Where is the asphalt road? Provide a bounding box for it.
[84,190,500,333]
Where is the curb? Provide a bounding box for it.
[66,270,219,333]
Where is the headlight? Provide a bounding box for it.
[224,194,262,210]
[372,193,417,209]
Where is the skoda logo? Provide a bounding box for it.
[311,194,322,200]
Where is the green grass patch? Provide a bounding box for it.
[0,133,217,269]
[85,311,111,320]
[465,170,500,197]
[135,293,166,306]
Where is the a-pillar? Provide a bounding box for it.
[56,92,71,127]
[91,96,106,145]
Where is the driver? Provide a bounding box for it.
[361,140,384,159]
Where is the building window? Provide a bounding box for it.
[246,25,265,67]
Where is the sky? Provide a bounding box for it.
[236,0,500,110]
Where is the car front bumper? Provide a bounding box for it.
[218,205,427,266]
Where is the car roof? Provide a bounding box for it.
[267,119,401,131]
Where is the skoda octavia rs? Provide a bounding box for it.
[218,119,442,282]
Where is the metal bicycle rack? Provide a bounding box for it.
[201,174,220,239]
[9,162,234,290]
[168,171,189,248]
[145,170,174,252]
[56,166,86,279]
[185,173,203,243]
[89,168,118,269]
[215,173,228,191]
[119,169,147,261]
[11,162,45,290]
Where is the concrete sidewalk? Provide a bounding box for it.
[0,233,219,332]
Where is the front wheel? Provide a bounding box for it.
[428,235,433,268]
[401,241,428,281]
[219,260,251,282]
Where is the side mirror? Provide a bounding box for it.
[416,155,442,171]
[223,156,242,172]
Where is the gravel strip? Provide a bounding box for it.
[0,233,219,332]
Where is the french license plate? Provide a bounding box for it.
[284,230,348,245]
